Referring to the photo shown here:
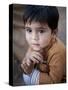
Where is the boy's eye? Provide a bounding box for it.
[26,29,32,33]
[39,30,45,33]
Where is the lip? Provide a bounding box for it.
[32,43,40,46]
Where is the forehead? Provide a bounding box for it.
[25,21,48,29]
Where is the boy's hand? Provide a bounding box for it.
[21,50,44,74]
[26,51,44,64]
[21,58,34,74]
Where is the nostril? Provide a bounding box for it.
[32,37,39,41]
[32,34,39,40]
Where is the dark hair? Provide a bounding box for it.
[23,5,59,33]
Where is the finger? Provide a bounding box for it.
[32,53,43,63]
[33,51,43,61]
[21,62,27,70]
[22,60,29,68]
[26,59,31,66]
[23,62,29,71]
[33,51,42,57]
[33,56,42,63]
[30,56,39,64]
[21,63,24,69]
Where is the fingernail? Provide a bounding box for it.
[27,63,30,66]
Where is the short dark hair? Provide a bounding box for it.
[23,5,59,32]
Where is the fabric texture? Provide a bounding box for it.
[22,37,66,84]
[23,69,40,85]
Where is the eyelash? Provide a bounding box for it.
[39,30,45,33]
[26,29,45,34]
[26,29,32,33]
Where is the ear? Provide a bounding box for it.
[51,28,58,39]
[51,32,56,41]
[53,28,58,34]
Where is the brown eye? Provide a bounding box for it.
[26,29,32,33]
[39,30,45,33]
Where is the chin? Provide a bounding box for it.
[32,47,41,51]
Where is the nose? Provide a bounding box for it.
[32,31,39,41]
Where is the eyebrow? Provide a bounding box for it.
[25,26,47,29]
[25,27,31,29]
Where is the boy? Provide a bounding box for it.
[21,5,66,85]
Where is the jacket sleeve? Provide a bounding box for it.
[39,49,66,84]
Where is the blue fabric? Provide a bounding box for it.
[23,73,32,85]
[23,69,40,85]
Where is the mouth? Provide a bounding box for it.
[32,43,40,46]
[31,43,41,51]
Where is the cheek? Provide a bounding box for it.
[40,34,52,47]
[25,33,31,44]
[25,33,29,42]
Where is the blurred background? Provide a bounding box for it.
[12,4,66,85]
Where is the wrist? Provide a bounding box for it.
[37,63,50,73]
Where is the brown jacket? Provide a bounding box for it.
[39,38,66,84]
[21,38,66,84]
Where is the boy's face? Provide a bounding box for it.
[25,21,53,51]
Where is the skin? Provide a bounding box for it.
[21,21,54,73]
[25,22,53,51]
